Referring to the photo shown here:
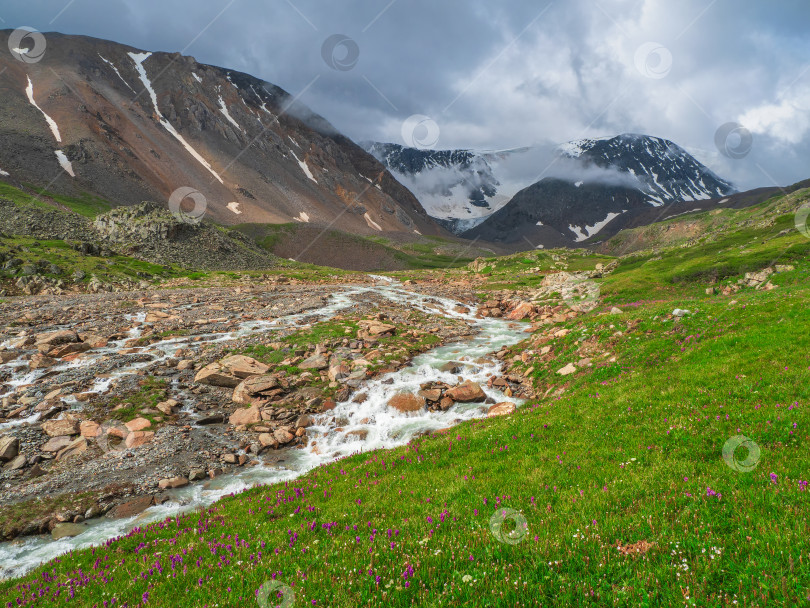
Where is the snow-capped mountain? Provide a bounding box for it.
[464,134,737,247]
[364,142,528,233]
[0,31,443,236]
[558,133,735,205]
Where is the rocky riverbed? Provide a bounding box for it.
[0,276,542,552]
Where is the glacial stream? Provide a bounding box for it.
[0,278,529,579]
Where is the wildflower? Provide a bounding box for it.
[770,472,778,485]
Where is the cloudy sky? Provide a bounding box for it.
[4,0,809,189]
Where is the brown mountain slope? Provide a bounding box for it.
[0,30,443,237]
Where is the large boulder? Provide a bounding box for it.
[125,418,152,432]
[125,431,154,449]
[35,330,79,347]
[41,435,73,453]
[219,355,270,378]
[232,376,281,406]
[29,353,58,369]
[507,302,534,320]
[444,381,486,403]
[158,476,189,490]
[52,522,88,540]
[273,428,294,445]
[194,362,240,387]
[56,437,88,460]
[0,436,19,462]
[42,419,79,437]
[299,354,328,370]
[105,495,154,519]
[387,392,425,413]
[229,405,262,426]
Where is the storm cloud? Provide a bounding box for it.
[4,0,809,190]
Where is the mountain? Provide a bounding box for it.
[464,134,737,247]
[0,31,444,236]
[364,142,527,233]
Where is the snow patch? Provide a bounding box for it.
[364,213,382,231]
[568,211,622,242]
[413,229,422,235]
[288,136,301,148]
[535,220,544,226]
[217,96,243,133]
[574,181,583,188]
[25,77,61,142]
[226,202,241,215]
[98,54,135,92]
[716,198,729,204]
[0,168,9,177]
[128,52,224,184]
[290,151,317,183]
[295,212,310,223]
[54,150,75,177]
[192,72,203,83]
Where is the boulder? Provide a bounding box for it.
[219,355,270,378]
[232,375,280,406]
[258,433,278,448]
[194,362,240,387]
[158,476,189,490]
[29,353,58,369]
[418,388,443,402]
[42,419,79,437]
[41,435,73,453]
[5,454,26,470]
[0,351,18,364]
[57,437,88,460]
[507,302,534,320]
[387,392,425,413]
[358,320,396,340]
[125,417,152,432]
[0,436,19,462]
[487,402,517,417]
[106,495,154,519]
[444,381,486,403]
[299,354,328,370]
[52,522,87,540]
[556,363,577,376]
[35,329,78,347]
[156,399,178,416]
[125,431,154,449]
[274,428,295,444]
[229,405,261,426]
[48,342,92,358]
[609,307,622,315]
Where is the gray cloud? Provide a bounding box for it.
[4,0,810,190]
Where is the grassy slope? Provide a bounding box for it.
[0,182,112,218]
[234,222,477,270]
[2,193,810,606]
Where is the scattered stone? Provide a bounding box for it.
[557,363,577,376]
[609,307,622,315]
